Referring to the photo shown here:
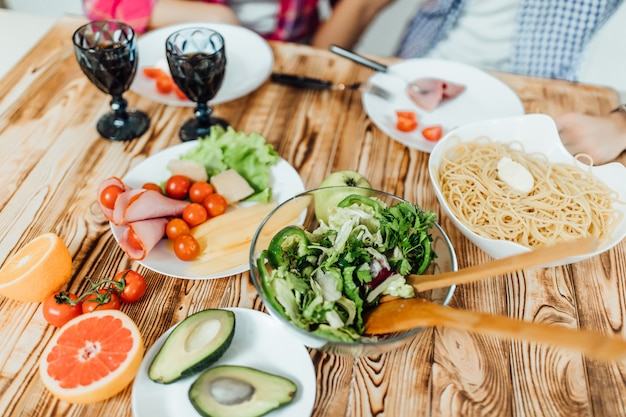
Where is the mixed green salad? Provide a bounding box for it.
[257,194,438,342]
[181,126,279,203]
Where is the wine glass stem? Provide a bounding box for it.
[195,102,212,127]
[111,95,129,120]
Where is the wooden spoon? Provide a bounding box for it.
[365,298,626,362]
[379,237,597,304]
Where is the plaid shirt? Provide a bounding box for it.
[82,0,336,43]
[396,0,623,81]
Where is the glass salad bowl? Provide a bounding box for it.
[249,187,457,356]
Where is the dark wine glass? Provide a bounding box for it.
[73,20,150,141]
[166,28,228,142]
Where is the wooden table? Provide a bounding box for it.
[1,15,625,417]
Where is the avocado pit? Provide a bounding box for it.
[209,377,255,405]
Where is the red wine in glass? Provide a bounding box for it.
[166,28,228,142]
[73,20,150,141]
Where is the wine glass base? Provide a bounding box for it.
[97,110,150,141]
[179,117,229,142]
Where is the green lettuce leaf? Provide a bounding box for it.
[180,126,279,202]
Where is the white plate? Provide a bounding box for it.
[131,308,316,417]
[112,141,305,279]
[132,22,274,106]
[362,58,524,153]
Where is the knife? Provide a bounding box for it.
[270,72,390,99]
[271,73,336,90]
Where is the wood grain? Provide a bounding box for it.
[0,15,625,417]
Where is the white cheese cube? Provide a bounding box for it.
[210,169,255,204]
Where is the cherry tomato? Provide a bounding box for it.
[173,234,200,261]
[203,193,228,218]
[42,292,83,327]
[156,75,174,94]
[142,182,162,193]
[422,125,443,141]
[183,203,208,227]
[142,67,166,79]
[396,116,418,132]
[165,175,191,200]
[396,110,417,120]
[166,218,190,240]
[82,289,121,313]
[100,184,124,210]
[189,181,215,204]
[111,270,147,303]
[127,228,144,250]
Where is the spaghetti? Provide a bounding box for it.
[436,137,622,248]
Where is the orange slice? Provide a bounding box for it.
[39,310,145,404]
[0,233,72,302]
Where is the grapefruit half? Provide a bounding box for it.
[39,309,145,404]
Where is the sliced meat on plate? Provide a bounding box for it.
[118,217,169,260]
[112,189,189,226]
[406,78,466,112]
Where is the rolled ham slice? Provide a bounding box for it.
[112,188,189,226]
[406,78,466,112]
[97,177,126,222]
[118,217,169,260]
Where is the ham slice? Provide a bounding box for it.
[97,177,126,222]
[406,78,466,112]
[97,176,192,260]
[112,188,189,226]
[118,218,169,260]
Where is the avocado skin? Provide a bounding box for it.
[189,365,297,417]
[149,309,236,384]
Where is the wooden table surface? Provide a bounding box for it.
[1,15,625,417]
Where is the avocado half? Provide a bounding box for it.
[148,309,235,384]
[189,365,297,417]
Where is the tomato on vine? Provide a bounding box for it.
[82,289,121,313]
[42,292,83,328]
[111,270,147,303]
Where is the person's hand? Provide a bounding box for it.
[554,111,626,165]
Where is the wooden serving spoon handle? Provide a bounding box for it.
[365,298,626,362]
[410,237,598,292]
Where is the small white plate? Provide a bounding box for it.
[111,141,305,279]
[132,23,274,106]
[131,308,316,417]
[362,58,524,153]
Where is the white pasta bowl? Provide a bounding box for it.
[428,113,626,265]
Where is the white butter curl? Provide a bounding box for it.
[496,157,534,194]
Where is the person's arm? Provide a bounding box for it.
[555,107,626,165]
[311,0,395,50]
[149,0,240,30]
